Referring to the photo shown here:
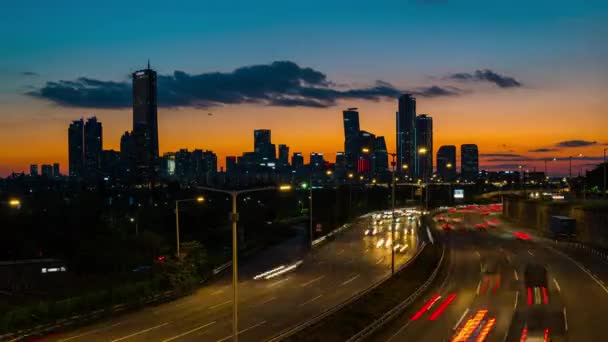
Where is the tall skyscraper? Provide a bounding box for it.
[30,164,38,176]
[278,144,289,167]
[437,145,457,181]
[120,131,136,175]
[358,130,376,174]
[461,144,479,181]
[396,94,416,177]
[41,164,53,177]
[291,152,304,169]
[226,156,237,174]
[415,114,433,180]
[52,163,60,177]
[254,129,274,161]
[374,136,389,177]
[68,118,84,178]
[132,63,159,183]
[343,108,361,172]
[84,116,102,177]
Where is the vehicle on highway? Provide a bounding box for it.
[475,223,488,231]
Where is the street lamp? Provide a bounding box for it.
[197,186,290,342]
[569,153,583,179]
[8,199,21,208]
[603,148,607,199]
[175,196,205,258]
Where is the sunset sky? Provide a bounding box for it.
[1,0,607,177]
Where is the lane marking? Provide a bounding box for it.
[301,276,325,287]
[215,321,267,342]
[161,321,216,342]
[554,248,608,295]
[506,255,512,264]
[475,250,481,258]
[514,270,519,281]
[211,289,224,296]
[209,300,232,310]
[341,274,360,286]
[453,308,470,331]
[376,257,384,265]
[299,294,323,307]
[563,307,568,332]
[476,279,481,295]
[111,322,169,342]
[257,296,277,306]
[514,290,519,310]
[337,249,345,255]
[267,277,290,288]
[58,323,122,341]
[553,278,561,292]
[528,250,535,257]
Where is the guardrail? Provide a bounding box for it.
[346,244,446,342]
[266,242,428,342]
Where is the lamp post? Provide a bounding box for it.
[7,199,21,208]
[402,164,412,201]
[347,172,354,218]
[388,153,397,275]
[446,163,453,204]
[197,185,291,342]
[569,153,583,179]
[175,196,205,258]
[602,148,608,198]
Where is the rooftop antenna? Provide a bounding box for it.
[147,59,150,69]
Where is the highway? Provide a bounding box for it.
[42,209,419,342]
[370,208,608,341]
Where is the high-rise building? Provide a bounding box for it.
[100,150,120,177]
[343,108,361,172]
[254,129,273,161]
[415,114,433,180]
[310,153,324,169]
[437,145,457,181]
[461,144,479,181]
[291,152,304,170]
[132,63,159,183]
[29,164,38,176]
[84,116,102,177]
[278,144,289,167]
[396,94,416,177]
[374,136,389,177]
[226,156,237,174]
[120,131,136,175]
[41,164,53,177]
[358,130,376,174]
[68,118,84,178]
[52,163,60,177]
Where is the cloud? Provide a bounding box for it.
[21,71,39,76]
[528,148,560,153]
[480,153,526,158]
[27,61,465,109]
[556,140,597,148]
[446,69,522,88]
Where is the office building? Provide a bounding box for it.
[310,152,324,169]
[84,116,102,177]
[278,144,289,167]
[254,129,274,161]
[415,114,433,180]
[291,152,304,170]
[358,130,376,174]
[374,136,389,177]
[226,156,237,174]
[396,94,416,177]
[343,108,361,171]
[461,144,479,181]
[120,131,136,175]
[53,163,60,177]
[437,145,457,181]
[41,164,52,177]
[30,164,38,176]
[68,118,84,178]
[132,63,159,183]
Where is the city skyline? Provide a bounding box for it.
[1,1,607,176]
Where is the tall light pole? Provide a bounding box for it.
[602,148,608,198]
[347,172,354,218]
[197,185,290,342]
[175,196,205,258]
[418,147,428,208]
[388,153,397,275]
[402,164,411,201]
[446,163,453,204]
[7,199,21,209]
[569,153,583,179]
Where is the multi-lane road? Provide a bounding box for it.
[371,209,608,341]
[42,210,419,342]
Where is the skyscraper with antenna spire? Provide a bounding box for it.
[132,61,159,184]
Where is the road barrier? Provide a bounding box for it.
[266,243,428,342]
[346,244,446,342]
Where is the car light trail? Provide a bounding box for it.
[410,294,441,320]
[527,287,533,305]
[493,276,500,293]
[452,309,487,342]
[253,265,286,280]
[519,327,528,342]
[264,260,303,280]
[475,317,496,342]
[544,328,550,342]
[541,287,549,304]
[428,294,456,320]
[481,277,489,294]
[376,239,385,248]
